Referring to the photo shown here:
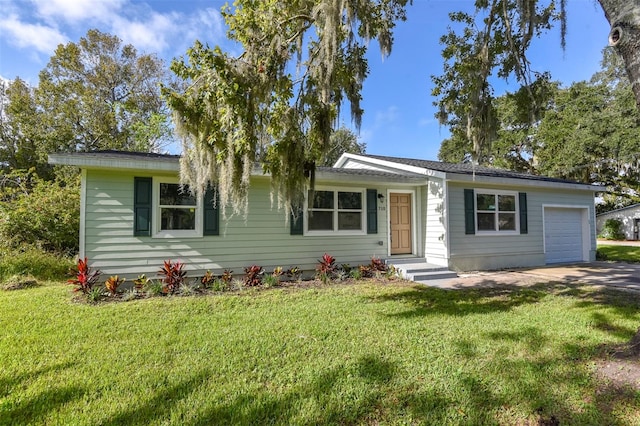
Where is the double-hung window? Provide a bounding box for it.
[307,188,365,234]
[475,190,518,233]
[156,180,201,237]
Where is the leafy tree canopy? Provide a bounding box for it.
[438,46,640,211]
[321,126,366,166]
[164,0,409,218]
[37,29,172,155]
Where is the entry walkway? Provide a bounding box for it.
[424,262,640,292]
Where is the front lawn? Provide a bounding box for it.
[1,280,639,425]
[597,244,640,263]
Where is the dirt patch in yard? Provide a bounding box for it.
[595,328,640,392]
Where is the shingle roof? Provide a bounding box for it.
[596,203,640,216]
[59,150,181,161]
[361,154,587,185]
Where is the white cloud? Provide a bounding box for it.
[418,117,436,127]
[187,7,225,42]
[111,12,176,53]
[0,14,67,54]
[375,105,399,125]
[0,0,229,69]
[32,0,125,23]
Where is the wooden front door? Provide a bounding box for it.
[390,193,412,255]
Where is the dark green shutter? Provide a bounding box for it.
[519,192,528,234]
[366,189,378,234]
[133,177,152,236]
[290,206,304,235]
[203,187,219,236]
[464,189,475,235]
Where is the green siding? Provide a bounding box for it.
[83,171,392,277]
[447,182,595,271]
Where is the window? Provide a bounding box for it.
[154,180,201,237]
[475,191,518,233]
[307,189,364,233]
[159,183,197,231]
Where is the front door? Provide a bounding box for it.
[390,193,412,255]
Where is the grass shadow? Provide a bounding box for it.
[0,361,76,398]
[102,369,212,426]
[192,354,397,425]
[0,385,86,424]
[369,284,549,318]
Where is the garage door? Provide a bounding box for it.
[544,207,585,264]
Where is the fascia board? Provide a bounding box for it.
[334,153,447,179]
[48,154,179,173]
[446,172,602,192]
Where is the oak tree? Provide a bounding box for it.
[37,29,171,154]
[165,0,409,218]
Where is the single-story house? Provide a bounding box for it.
[596,203,640,240]
[48,151,599,278]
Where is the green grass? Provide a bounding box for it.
[1,281,639,425]
[597,244,640,263]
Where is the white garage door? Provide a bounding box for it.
[544,207,585,264]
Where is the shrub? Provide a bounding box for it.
[263,274,279,288]
[221,269,233,284]
[121,288,138,301]
[133,274,150,292]
[0,246,74,282]
[370,257,388,273]
[1,274,39,291]
[0,169,79,254]
[244,265,264,286]
[158,260,187,294]
[349,268,362,280]
[595,249,608,261]
[145,280,164,297]
[316,253,336,283]
[600,218,626,240]
[179,280,199,296]
[68,257,101,294]
[105,276,125,296]
[200,270,215,289]
[211,278,229,292]
[87,286,104,303]
[286,267,302,281]
[359,264,374,278]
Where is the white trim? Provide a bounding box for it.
[443,179,451,261]
[474,188,520,236]
[49,153,179,173]
[152,177,203,238]
[386,189,418,256]
[542,204,592,263]
[334,153,447,179]
[304,186,367,236]
[79,169,87,258]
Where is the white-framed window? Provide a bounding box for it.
[475,190,518,234]
[154,179,202,238]
[306,188,365,235]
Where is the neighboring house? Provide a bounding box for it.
[48,151,599,278]
[596,203,640,240]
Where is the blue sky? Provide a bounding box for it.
[0,0,611,160]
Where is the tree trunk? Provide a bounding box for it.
[598,0,640,110]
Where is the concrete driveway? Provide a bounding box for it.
[431,262,640,292]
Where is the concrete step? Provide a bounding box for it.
[386,257,457,282]
[411,270,459,281]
